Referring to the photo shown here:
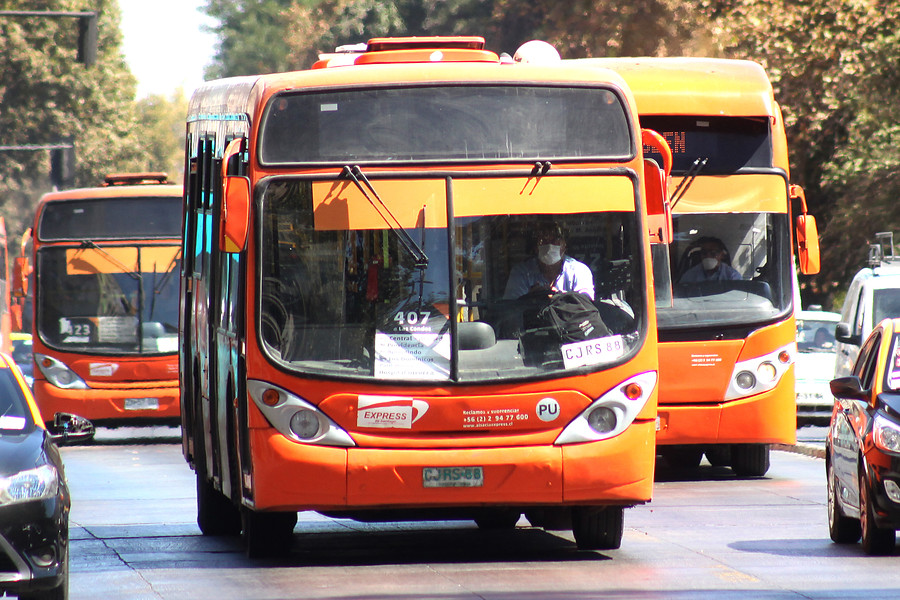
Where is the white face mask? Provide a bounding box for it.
[701,257,719,271]
[538,244,563,265]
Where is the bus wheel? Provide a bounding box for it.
[704,445,731,467]
[660,446,703,469]
[474,509,520,529]
[571,506,624,550]
[241,508,297,558]
[196,476,242,536]
[730,444,770,477]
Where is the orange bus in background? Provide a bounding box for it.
[572,57,820,476]
[20,173,183,425]
[181,36,672,557]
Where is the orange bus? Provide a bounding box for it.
[20,173,183,425]
[181,36,672,557]
[572,57,820,475]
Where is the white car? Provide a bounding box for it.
[795,309,841,423]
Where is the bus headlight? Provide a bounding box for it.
[724,342,794,400]
[34,354,89,390]
[247,380,355,447]
[555,371,657,445]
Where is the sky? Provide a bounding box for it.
[119,0,217,99]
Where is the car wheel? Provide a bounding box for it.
[827,460,860,543]
[859,468,896,555]
[571,506,624,550]
[731,444,770,477]
[242,507,297,558]
[474,508,521,529]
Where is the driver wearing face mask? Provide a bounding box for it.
[503,222,595,300]
[679,236,742,283]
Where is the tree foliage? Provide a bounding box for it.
[201,0,900,305]
[0,0,152,243]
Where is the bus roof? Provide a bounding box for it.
[568,57,776,117]
[188,40,637,127]
[37,179,182,205]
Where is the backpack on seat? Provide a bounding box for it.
[519,292,609,365]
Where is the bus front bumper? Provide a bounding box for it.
[248,419,656,512]
[32,380,180,424]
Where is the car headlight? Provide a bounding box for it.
[725,343,794,400]
[247,380,355,447]
[874,414,900,453]
[555,371,657,445]
[0,464,58,506]
[34,354,89,390]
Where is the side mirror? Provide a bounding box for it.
[790,184,820,275]
[219,138,251,253]
[830,376,867,401]
[834,322,861,346]
[48,412,95,445]
[12,257,29,298]
[641,129,673,244]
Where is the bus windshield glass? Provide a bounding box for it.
[38,197,183,241]
[259,177,644,382]
[640,116,772,174]
[36,245,181,355]
[259,85,632,164]
[658,212,791,329]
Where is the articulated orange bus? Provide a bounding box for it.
[572,58,820,475]
[20,173,183,425]
[182,36,672,557]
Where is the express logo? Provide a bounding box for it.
[357,395,429,429]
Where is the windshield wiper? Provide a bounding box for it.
[342,165,429,268]
[78,240,141,280]
[669,157,708,210]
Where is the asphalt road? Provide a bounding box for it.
[55,432,900,600]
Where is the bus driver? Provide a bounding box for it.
[503,222,594,300]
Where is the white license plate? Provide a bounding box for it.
[423,466,484,488]
[124,398,159,411]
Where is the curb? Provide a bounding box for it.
[773,442,825,459]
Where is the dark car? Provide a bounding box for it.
[0,353,93,599]
[827,317,900,555]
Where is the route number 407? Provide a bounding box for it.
[393,311,431,328]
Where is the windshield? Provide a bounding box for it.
[797,318,837,353]
[657,212,791,330]
[0,368,33,432]
[873,288,900,325]
[38,196,183,241]
[259,85,632,164]
[36,245,181,355]
[259,176,645,383]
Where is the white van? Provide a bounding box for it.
[834,232,900,377]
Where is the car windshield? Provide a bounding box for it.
[873,288,900,325]
[258,176,645,383]
[657,212,792,329]
[797,318,837,353]
[36,245,181,355]
[0,368,33,432]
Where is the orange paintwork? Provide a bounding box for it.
[574,57,800,449]
[189,42,661,518]
[30,180,182,424]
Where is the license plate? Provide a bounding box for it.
[423,466,484,488]
[124,398,159,411]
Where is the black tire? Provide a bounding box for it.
[704,445,731,467]
[827,461,860,543]
[571,506,624,550]
[196,475,242,536]
[474,509,521,529]
[660,446,704,469]
[859,468,895,555]
[242,508,298,558]
[524,508,571,530]
[730,444,770,477]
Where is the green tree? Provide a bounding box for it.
[137,90,189,183]
[203,0,296,77]
[0,0,152,243]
